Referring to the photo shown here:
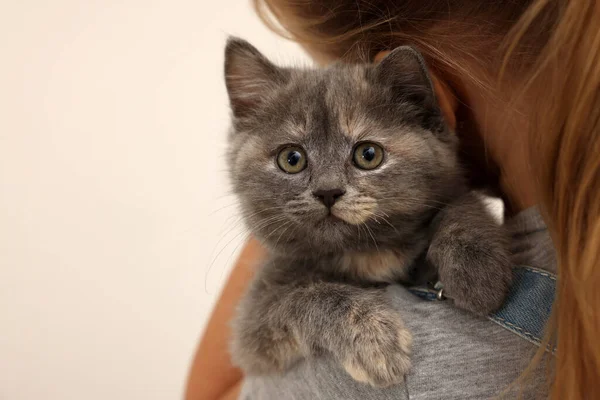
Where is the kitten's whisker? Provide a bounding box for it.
[224,212,244,226]
[240,206,289,222]
[363,222,380,253]
[359,223,369,246]
[273,222,294,250]
[215,215,244,240]
[217,212,285,247]
[205,227,251,293]
[208,201,241,216]
[206,214,289,291]
[371,211,398,232]
[263,221,288,241]
[217,231,252,291]
[209,214,285,271]
[211,191,236,201]
[262,220,296,252]
[254,216,290,233]
[206,216,247,264]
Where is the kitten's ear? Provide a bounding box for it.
[373,47,443,130]
[224,37,289,118]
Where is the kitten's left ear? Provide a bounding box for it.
[373,47,443,131]
[224,37,289,119]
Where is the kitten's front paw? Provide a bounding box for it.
[439,244,512,316]
[341,310,412,387]
[231,325,301,375]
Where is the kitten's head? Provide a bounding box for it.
[224,38,462,255]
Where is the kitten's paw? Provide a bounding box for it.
[440,244,512,316]
[231,328,300,375]
[341,311,412,387]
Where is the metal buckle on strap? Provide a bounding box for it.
[433,282,445,301]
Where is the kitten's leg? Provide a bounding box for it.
[231,268,412,387]
[427,191,512,315]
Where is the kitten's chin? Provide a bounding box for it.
[315,214,348,229]
[313,215,353,244]
[325,214,347,224]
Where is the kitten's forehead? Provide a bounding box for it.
[324,66,375,141]
[280,65,376,143]
[251,63,427,154]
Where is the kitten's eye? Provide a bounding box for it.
[353,142,384,170]
[277,146,307,174]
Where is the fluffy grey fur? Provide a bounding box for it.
[223,37,512,387]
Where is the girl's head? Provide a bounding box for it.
[254,0,600,398]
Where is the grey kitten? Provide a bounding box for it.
[224,37,512,387]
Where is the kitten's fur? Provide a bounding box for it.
[224,38,512,387]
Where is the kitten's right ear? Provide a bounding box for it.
[224,37,289,118]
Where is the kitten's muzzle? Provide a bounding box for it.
[313,188,345,208]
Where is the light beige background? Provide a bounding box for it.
[0,1,309,399]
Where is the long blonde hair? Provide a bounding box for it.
[253,0,600,398]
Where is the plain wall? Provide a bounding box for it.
[0,1,309,399]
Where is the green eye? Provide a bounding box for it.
[353,142,384,170]
[277,146,307,174]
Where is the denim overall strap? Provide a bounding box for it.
[409,265,556,350]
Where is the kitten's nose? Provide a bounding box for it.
[313,188,345,208]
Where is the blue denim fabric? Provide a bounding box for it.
[409,265,556,349]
